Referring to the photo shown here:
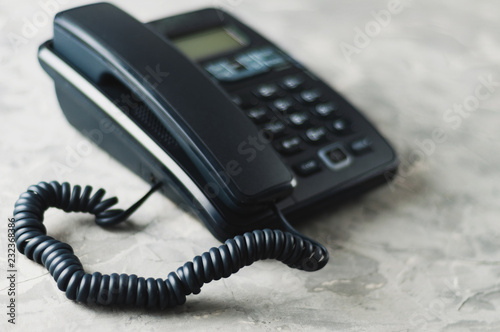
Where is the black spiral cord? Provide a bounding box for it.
[13,181,329,309]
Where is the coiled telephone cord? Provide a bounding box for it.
[13,181,329,309]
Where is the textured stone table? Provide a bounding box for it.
[1,0,500,331]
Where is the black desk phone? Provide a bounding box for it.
[13,3,397,309]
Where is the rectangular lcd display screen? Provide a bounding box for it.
[171,26,246,61]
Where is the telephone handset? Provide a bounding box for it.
[51,2,294,210]
[13,3,398,309]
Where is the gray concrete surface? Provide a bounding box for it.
[1,0,500,331]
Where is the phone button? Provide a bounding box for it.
[248,46,288,68]
[205,58,269,82]
[204,62,233,80]
[246,107,269,123]
[313,102,339,118]
[263,121,287,138]
[275,136,303,154]
[329,118,352,136]
[271,98,296,113]
[303,127,327,144]
[318,144,351,170]
[254,83,282,99]
[235,54,267,71]
[296,89,322,104]
[288,112,310,128]
[293,158,322,176]
[350,137,373,155]
[281,75,305,91]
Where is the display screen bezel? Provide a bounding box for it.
[170,25,249,61]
